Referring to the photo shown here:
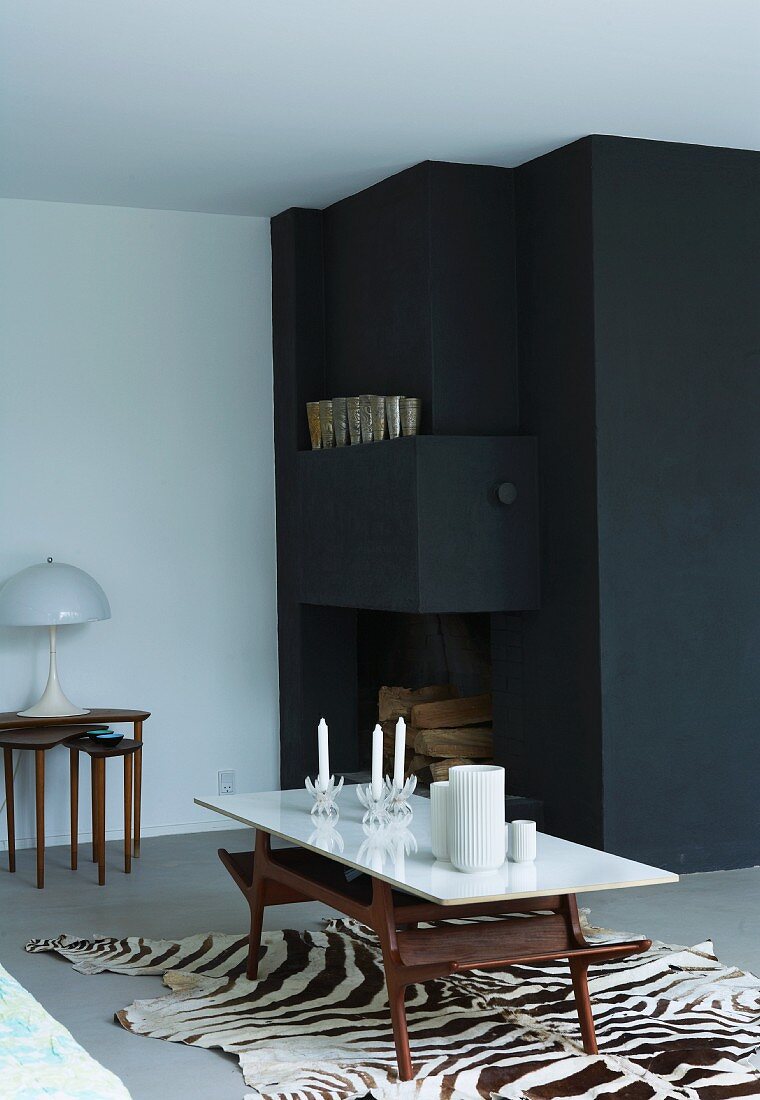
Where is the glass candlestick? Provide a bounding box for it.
[356,783,389,829]
[305,774,343,820]
[384,774,417,824]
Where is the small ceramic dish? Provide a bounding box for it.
[88,730,124,745]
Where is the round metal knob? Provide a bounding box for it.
[496,482,518,505]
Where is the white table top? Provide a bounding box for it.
[195,787,678,906]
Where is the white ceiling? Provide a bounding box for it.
[1,1,758,217]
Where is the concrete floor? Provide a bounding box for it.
[1,829,759,1100]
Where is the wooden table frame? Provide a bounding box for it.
[68,738,142,886]
[221,829,651,1080]
[0,709,149,888]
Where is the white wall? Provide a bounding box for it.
[0,198,277,851]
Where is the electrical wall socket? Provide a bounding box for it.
[218,770,236,796]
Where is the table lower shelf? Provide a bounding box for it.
[218,829,652,1081]
[220,846,644,969]
[221,847,421,909]
[221,846,571,924]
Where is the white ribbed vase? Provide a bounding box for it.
[448,764,506,873]
[430,781,449,860]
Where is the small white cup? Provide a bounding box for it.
[508,819,537,863]
[430,781,450,860]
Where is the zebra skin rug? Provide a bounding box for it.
[27,915,760,1100]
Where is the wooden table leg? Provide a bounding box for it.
[91,758,98,863]
[70,750,78,871]
[123,754,132,874]
[569,957,598,1054]
[95,757,106,886]
[133,721,142,857]
[372,880,413,1081]
[386,973,412,1080]
[563,894,599,1053]
[35,749,45,889]
[246,830,269,980]
[3,747,14,873]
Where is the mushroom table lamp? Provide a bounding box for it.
[0,558,111,717]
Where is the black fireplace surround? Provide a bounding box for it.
[271,136,760,874]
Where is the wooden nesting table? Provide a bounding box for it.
[0,709,149,888]
[195,787,678,1080]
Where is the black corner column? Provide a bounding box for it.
[271,209,358,788]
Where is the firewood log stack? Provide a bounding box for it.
[378,685,494,784]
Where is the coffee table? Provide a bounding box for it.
[195,787,678,1080]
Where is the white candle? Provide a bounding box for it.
[393,716,406,788]
[317,717,330,789]
[371,723,383,800]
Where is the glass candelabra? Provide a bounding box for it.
[305,774,343,821]
[384,773,417,824]
[356,782,390,829]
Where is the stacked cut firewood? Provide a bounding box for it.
[378,684,494,784]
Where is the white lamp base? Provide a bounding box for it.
[17,625,89,718]
[18,702,90,718]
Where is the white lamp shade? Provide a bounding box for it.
[0,561,111,626]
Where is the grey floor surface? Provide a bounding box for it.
[1,829,759,1100]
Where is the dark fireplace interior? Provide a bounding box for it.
[356,611,492,764]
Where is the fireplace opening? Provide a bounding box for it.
[356,611,494,786]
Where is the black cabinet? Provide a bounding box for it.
[298,436,539,613]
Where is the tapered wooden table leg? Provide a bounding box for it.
[372,880,413,1081]
[70,750,78,870]
[569,957,598,1054]
[133,722,142,857]
[91,758,98,862]
[123,754,132,874]
[95,757,106,886]
[387,977,412,1080]
[246,831,269,979]
[3,748,15,873]
[35,749,45,889]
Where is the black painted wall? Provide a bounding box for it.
[517,136,760,869]
[515,138,604,849]
[323,161,519,433]
[592,138,760,871]
[271,209,359,785]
